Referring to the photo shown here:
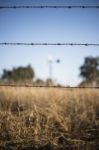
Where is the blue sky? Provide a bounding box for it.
[0,0,99,86]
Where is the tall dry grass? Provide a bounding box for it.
[0,86,99,150]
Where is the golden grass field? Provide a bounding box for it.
[0,86,99,150]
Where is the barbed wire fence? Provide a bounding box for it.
[0,42,99,46]
[0,83,98,89]
[0,4,99,88]
[0,5,99,9]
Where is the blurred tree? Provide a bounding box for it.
[79,56,99,86]
[1,65,35,83]
[46,78,54,86]
[35,78,45,86]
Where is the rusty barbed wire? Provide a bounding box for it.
[0,5,99,9]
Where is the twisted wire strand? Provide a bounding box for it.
[0,42,99,46]
[0,84,98,89]
[0,5,99,9]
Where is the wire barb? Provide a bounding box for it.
[0,42,99,46]
[0,5,99,9]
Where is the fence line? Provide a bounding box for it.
[0,84,98,89]
[0,42,99,46]
[0,5,99,9]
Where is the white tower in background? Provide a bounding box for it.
[48,55,53,80]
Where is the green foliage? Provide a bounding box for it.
[1,65,35,83]
[34,78,54,86]
[46,78,54,86]
[79,56,99,85]
[35,78,45,86]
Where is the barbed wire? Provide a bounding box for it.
[0,84,98,89]
[0,5,99,9]
[0,42,99,46]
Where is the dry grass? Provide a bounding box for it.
[0,86,99,150]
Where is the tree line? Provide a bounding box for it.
[0,64,53,86]
[0,56,99,86]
